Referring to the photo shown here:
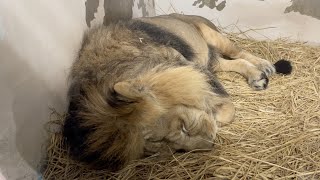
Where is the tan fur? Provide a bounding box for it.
[65,13,277,170]
[197,22,241,56]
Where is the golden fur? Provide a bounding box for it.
[63,13,277,170]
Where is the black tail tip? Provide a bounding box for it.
[274,59,292,75]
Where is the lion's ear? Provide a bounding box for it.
[114,81,146,99]
[108,81,147,108]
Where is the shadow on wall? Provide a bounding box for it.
[85,0,99,27]
[85,0,134,27]
[137,0,155,17]
[191,0,320,20]
[193,0,226,11]
[285,0,320,20]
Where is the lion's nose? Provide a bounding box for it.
[209,132,216,140]
[175,149,187,153]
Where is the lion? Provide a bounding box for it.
[63,13,292,170]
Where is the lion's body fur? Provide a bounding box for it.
[63,14,280,170]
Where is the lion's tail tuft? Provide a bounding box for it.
[274,59,292,75]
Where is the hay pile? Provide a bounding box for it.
[43,34,320,179]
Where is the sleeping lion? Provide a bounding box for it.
[63,13,291,170]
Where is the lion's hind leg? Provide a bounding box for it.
[192,21,276,90]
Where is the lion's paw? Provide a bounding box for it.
[248,72,269,90]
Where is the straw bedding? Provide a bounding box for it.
[43,33,320,179]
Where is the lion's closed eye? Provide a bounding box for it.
[180,118,202,137]
[181,122,189,135]
[178,111,203,137]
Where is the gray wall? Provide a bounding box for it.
[155,0,320,45]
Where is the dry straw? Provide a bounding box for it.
[43,32,320,179]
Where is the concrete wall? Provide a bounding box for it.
[0,0,155,179]
[155,0,320,45]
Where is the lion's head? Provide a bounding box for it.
[64,65,229,169]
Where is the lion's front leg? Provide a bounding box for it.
[214,57,270,90]
[234,51,276,77]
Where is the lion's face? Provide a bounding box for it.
[142,105,217,155]
[113,66,224,156]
